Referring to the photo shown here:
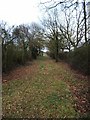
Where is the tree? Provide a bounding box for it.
[83,0,87,43]
[0,21,16,72]
[28,22,45,58]
[40,0,89,47]
[42,9,67,61]
[1,21,45,72]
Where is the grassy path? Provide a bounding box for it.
[2,56,89,118]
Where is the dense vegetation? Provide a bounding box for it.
[1,22,44,72]
[41,0,89,75]
[68,44,90,75]
[47,44,90,75]
[2,0,90,119]
[1,0,89,75]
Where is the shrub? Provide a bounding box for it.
[46,51,55,59]
[14,49,25,65]
[58,52,68,61]
[31,47,38,59]
[68,44,90,75]
[2,44,15,72]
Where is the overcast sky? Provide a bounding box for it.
[0,0,90,26]
[0,0,42,26]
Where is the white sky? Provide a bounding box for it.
[0,0,41,26]
[0,0,90,26]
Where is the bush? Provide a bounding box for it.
[46,51,55,59]
[68,44,90,75]
[3,46,28,72]
[14,49,25,65]
[58,52,68,60]
[31,47,38,59]
[2,44,15,72]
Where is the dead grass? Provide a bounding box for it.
[2,56,90,118]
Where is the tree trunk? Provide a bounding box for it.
[55,31,59,62]
[83,0,87,43]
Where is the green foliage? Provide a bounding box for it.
[2,43,15,72]
[47,40,56,59]
[58,52,68,60]
[47,51,55,59]
[14,49,25,65]
[68,44,90,75]
[31,47,38,59]
[1,22,44,73]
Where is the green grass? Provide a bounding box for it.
[3,56,86,118]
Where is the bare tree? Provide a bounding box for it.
[40,0,89,47]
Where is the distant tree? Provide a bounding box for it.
[42,9,66,61]
[40,0,89,46]
[28,23,45,57]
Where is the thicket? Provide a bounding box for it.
[1,22,44,73]
[41,0,90,75]
[68,44,90,75]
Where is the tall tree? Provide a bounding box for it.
[83,0,87,43]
